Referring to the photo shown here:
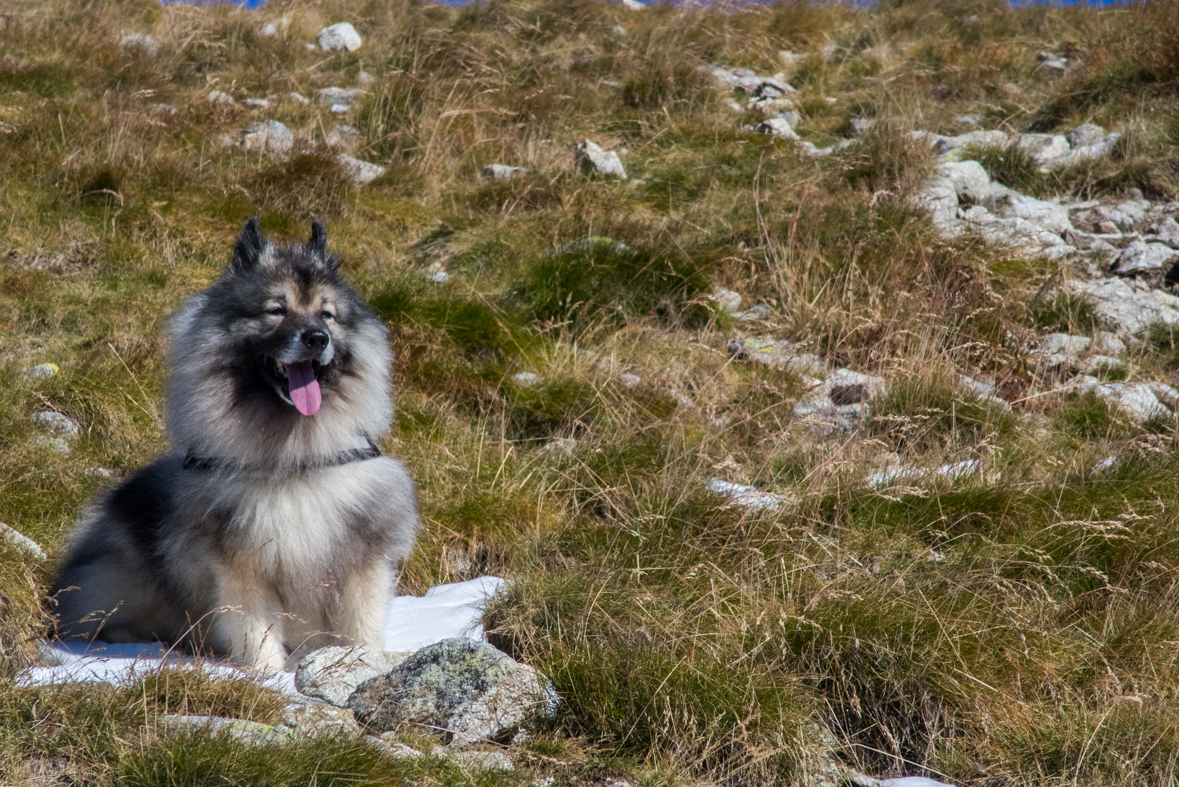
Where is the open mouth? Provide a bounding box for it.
[266,357,325,416]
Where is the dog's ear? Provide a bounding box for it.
[232,216,267,273]
[307,219,341,271]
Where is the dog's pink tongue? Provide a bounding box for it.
[284,361,322,416]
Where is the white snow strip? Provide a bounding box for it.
[17,576,506,696]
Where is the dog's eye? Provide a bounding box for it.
[267,306,287,317]
[321,311,335,321]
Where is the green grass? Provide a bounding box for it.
[6,0,1179,784]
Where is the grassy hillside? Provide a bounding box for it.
[4,0,1179,784]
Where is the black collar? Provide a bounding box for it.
[181,438,382,473]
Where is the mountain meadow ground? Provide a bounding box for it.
[5,0,1179,784]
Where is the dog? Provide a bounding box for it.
[51,217,419,672]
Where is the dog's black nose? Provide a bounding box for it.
[302,330,330,351]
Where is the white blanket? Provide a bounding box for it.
[17,576,506,699]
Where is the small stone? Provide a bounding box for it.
[208,91,236,106]
[120,33,159,57]
[242,98,270,109]
[366,735,425,759]
[150,103,177,117]
[482,164,524,180]
[1146,381,1179,410]
[437,749,515,772]
[317,87,364,109]
[326,125,362,152]
[1037,333,1091,369]
[291,92,310,105]
[1095,220,1121,235]
[714,288,743,315]
[756,117,798,140]
[31,411,79,437]
[346,638,549,746]
[296,645,413,707]
[574,140,626,179]
[359,71,377,86]
[242,120,294,155]
[1093,382,1171,423]
[34,437,70,454]
[318,22,362,52]
[158,715,294,745]
[705,478,794,514]
[1110,241,1179,276]
[850,118,871,134]
[214,134,237,148]
[259,22,279,37]
[0,523,46,560]
[21,363,59,380]
[1006,193,1072,236]
[617,373,641,389]
[1018,133,1070,164]
[1080,354,1123,374]
[1156,217,1179,248]
[338,155,385,185]
[620,0,645,9]
[826,369,886,405]
[1036,52,1068,72]
[283,702,361,737]
[1067,123,1106,149]
[513,372,542,387]
[612,25,627,35]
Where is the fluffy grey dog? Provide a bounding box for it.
[51,218,419,672]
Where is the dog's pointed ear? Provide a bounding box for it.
[232,216,267,273]
[307,220,328,261]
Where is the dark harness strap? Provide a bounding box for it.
[182,437,382,473]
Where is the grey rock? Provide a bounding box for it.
[916,181,958,229]
[338,155,385,185]
[482,164,524,180]
[1079,354,1123,374]
[850,118,871,134]
[617,373,642,389]
[1093,382,1171,423]
[882,778,955,787]
[151,103,177,117]
[1155,217,1179,248]
[208,91,236,106]
[317,87,364,109]
[934,160,990,204]
[756,117,799,140]
[714,288,743,315]
[158,715,294,745]
[366,735,425,759]
[1036,52,1068,72]
[1037,333,1091,369]
[318,22,362,52]
[326,125,362,152]
[1018,133,1070,164]
[826,368,886,404]
[1067,123,1106,149]
[1047,133,1122,169]
[955,114,982,126]
[1006,193,1072,235]
[242,98,270,109]
[705,478,794,514]
[1147,381,1179,410]
[34,437,70,454]
[259,21,280,37]
[1062,277,1179,335]
[0,523,46,560]
[296,645,413,706]
[1093,331,1126,356]
[21,363,58,380]
[512,372,541,387]
[291,92,311,105]
[438,749,515,772]
[1096,219,1121,235]
[935,129,1007,155]
[728,338,824,376]
[283,702,362,737]
[346,637,548,746]
[574,140,626,179]
[1110,241,1179,275]
[120,33,159,57]
[31,411,79,437]
[242,120,294,155]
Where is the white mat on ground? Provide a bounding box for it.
[17,576,506,698]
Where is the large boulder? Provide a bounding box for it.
[346,637,548,746]
[1109,240,1179,276]
[295,645,412,706]
[934,161,990,204]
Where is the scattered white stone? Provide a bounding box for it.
[31,411,79,437]
[826,368,885,404]
[932,129,1008,156]
[513,372,542,387]
[574,140,626,179]
[617,373,641,389]
[1018,133,1070,164]
[959,375,1011,411]
[867,460,980,488]
[283,702,361,737]
[291,92,310,105]
[214,134,238,148]
[0,523,46,560]
[736,303,772,321]
[437,749,515,772]
[1146,381,1179,410]
[21,363,58,381]
[242,120,294,155]
[295,645,412,707]
[1079,354,1123,375]
[1046,133,1122,169]
[1110,241,1179,275]
[208,91,236,106]
[1093,331,1126,356]
[317,87,364,109]
[934,160,991,204]
[120,33,159,57]
[1037,334,1091,369]
[539,437,577,455]
[1006,193,1072,235]
[158,715,294,745]
[705,478,794,514]
[482,164,525,180]
[1061,277,1179,335]
[325,125,361,152]
[150,103,176,117]
[259,21,279,37]
[242,98,270,109]
[338,155,385,184]
[367,735,426,760]
[728,338,823,376]
[621,0,645,9]
[882,778,955,787]
[318,22,362,52]
[1093,382,1171,423]
[756,117,799,140]
[1036,51,1068,73]
[715,288,743,315]
[1093,456,1119,473]
[1067,123,1105,149]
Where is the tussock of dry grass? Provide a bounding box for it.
[5,0,1179,784]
